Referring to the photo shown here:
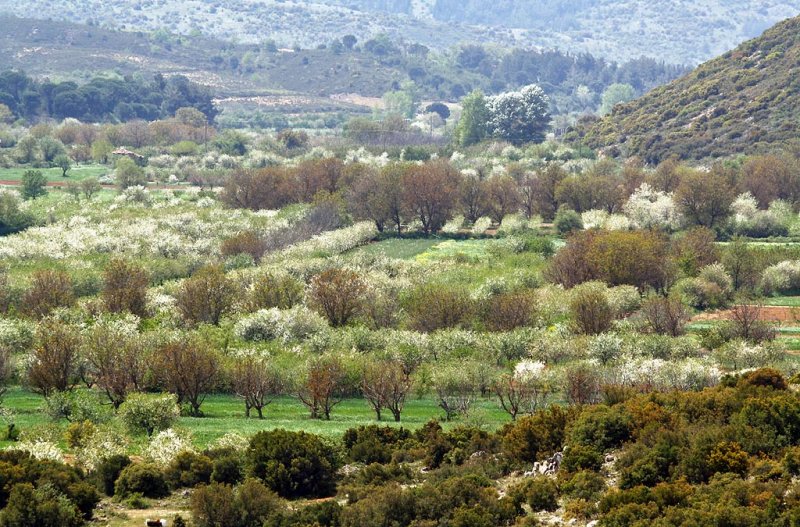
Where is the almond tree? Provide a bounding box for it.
[27,320,80,398]
[402,160,462,234]
[309,269,366,327]
[102,259,150,317]
[231,350,284,419]
[175,265,236,326]
[297,354,345,420]
[361,360,411,422]
[82,318,149,408]
[154,340,219,416]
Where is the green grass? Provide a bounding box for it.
[350,238,441,260]
[763,296,800,307]
[415,239,495,263]
[0,164,109,183]
[0,388,511,450]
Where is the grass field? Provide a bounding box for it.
[0,387,512,451]
[764,296,800,307]
[350,238,441,260]
[0,164,109,183]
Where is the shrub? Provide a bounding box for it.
[211,455,243,485]
[569,406,632,452]
[561,470,606,501]
[235,306,329,344]
[114,463,169,499]
[502,406,576,464]
[27,319,79,397]
[570,287,613,335]
[221,230,268,262]
[246,272,304,311]
[165,451,213,489]
[403,283,474,332]
[738,368,787,390]
[343,426,411,464]
[511,477,559,512]
[94,455,132,496]
[554,207,583,234]
[191,479,283,527]
[0,483,82,527]
[247,429,340,499]
[562,444,604,473]
[309,269,367,327]
[21,170,47,199]
[485,291,537,331]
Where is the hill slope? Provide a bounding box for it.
[1,0,799,64]
[579,16,800,162]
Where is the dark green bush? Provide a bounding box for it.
[165,451,213,489]
[94,455,131,496]
[561,444,604,473]
[248,429,340,499]
[114,463,169,499]
[568,405,632,452]
[511,477,559,512]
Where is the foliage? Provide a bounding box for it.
[118,393,180,436]
[247,429,340,499]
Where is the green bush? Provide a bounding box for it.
[561,444,604,473]
[191,479,283,527]
[511,477,559,512]
[94,454,131,496]
[211,455,244,485]
[568,405,632,452]
[118,393,180,436]
[247,429,340,499]
[114,463,169,499]
[560,470,606,501]
[343,425,411,464]
[165,451,213,489]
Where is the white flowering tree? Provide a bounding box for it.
[486,85,550,145]
[623,183,681,230]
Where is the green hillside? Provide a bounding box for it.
[578,16,800,162]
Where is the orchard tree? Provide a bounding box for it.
[231,350,284,419]
[175,265,236,326]
[27,319,80,397]
[487,85,550,145]
[154,340,219,416]
[487,175,521,223]
[459,173,490,223]
[402,160,462,234]
[297,354,346,420]
[361,359,411,422]
[309,268,366,327]
[455,90,489,147]
[115,157,146,189]
[102,259,150,317]
[82,318,148,408]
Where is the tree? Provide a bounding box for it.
[298,354,346,420]
[459,173,490,223]
[361,360,411,422]
[154,340,219,416]
[53,154,71,177]
[455,90,489,147]
[599,83,636,115]
[431,362,479,420]
[570,288,613,335]
[118,392,180,436]
[102,259,149,317]
[91,139,113,164]
[346,165,406,233]
[0,191,33,235]
[114,156,146,189]
[487,85,550,145]
[247,272,304,311]
[22,269,74,319]
[231,350,284,418]
[21,170,47,200]
[175,265,236,326]
[675,169,734,229]
[425,102,450,120]
[404,283,474,333]
[27,319,80,397]
[82,319,148,408]
[639,295,689,336]
[342,35,358,50]
[485,291,537,332]
[309,269,366,327]
[402,160,462,234]
[486,175,521,223]
[80,177,101,200]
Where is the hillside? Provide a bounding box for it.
[2,0,798,64]
[578,16,800,162]
[0,16,686,127]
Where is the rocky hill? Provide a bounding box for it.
[578,16,800,162]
